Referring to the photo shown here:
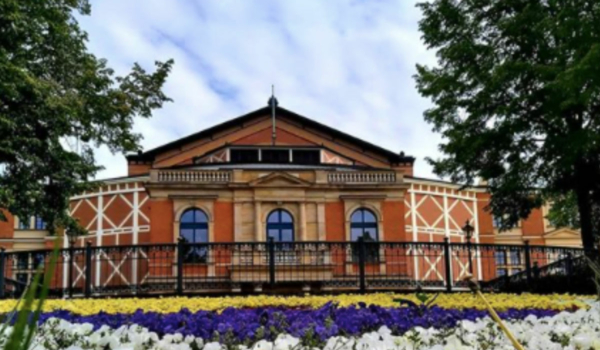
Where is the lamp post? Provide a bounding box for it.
[462,220,474,274]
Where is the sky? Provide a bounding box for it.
[78,0,441,179]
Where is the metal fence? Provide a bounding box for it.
[484,251,594,294]
[0,239,586,298]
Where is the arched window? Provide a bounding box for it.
[350,208,379,262]
[350,208,378,241]
[266,209,294,242]
[180,208,209,263]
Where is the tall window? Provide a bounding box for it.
[492,216,502,228]
[510,250,521,265]
[495,249,524,277]
[350,209,378,242]
[350,208,379,262]
[266,209,294,242]
[179,208,209,263]
[495,251,507,265]
[34,216,46,230]
[18,217,30,229]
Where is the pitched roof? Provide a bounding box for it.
[126,105,415,165]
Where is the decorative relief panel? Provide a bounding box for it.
[195,149,228,164]
[321,150,353,165]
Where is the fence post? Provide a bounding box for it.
[443,237,452,292]
[358,237,366,293]
[69,243,74,298]
[84,241,92,298]
[0,248,5,299]
[524,241,533,288]
[565,252,573,285]
[268,237,275,286]
[177,238,184,295]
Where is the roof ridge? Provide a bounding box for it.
[127,105,415,165]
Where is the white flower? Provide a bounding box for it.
[97,335,112,347]
[460,320,481,334]
[88,331,101,344]
[150,332,160,342]
[443,335,469,350]
[274,334,300,350]
[428,345,445,350]
[377,326,392,337]
[252,339,273,350]
[173,342,192,350]
[323,336,354,350]
[113,343,134,350]
[73,322,94,335]
[164,334,175,343]
[355,332,386,350]
[109,336,121,349]
[204,341,224,350]
[554,323,572,335]
[572,334,592,349]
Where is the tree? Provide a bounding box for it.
[414,0,600,254]
[546,191,600,237]
[0,0,173,235]
[546,192,581,229]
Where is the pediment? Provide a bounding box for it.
[249,172,312,187]
[543,228,581,239]
[128,105,414,170]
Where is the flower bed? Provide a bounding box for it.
[5,304,600,350]
[0,293,589,315]
[0,294,595,350]
[38,304,558,341]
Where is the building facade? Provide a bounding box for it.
[0,102,583,293]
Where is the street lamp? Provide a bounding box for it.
[67,233,77,247]
[462,220,475,274]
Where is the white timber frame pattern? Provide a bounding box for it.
[64,179,150,292]
[404,180,484,284]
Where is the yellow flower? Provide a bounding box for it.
[0,293,590,315]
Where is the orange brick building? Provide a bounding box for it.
[0,101,583,292]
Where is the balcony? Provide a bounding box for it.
[150,169,400,186]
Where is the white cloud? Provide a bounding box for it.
[77,0,443,179]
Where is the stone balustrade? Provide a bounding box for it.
[156,170,231,183]
[327,172,396,184]
[152,169,397,185]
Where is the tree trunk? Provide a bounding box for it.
[575,180,597,256]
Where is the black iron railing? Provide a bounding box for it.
[484,251,595,294]
[0,239,586,298]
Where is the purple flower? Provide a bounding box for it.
[30,303,560,344]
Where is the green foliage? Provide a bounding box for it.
[414,0,600,251]
[586,256,600,299]
[546,192,600,243]
[546,192,581,229]
[393,292,440,312]
[0,0,173,235]
[1,244,59,350]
